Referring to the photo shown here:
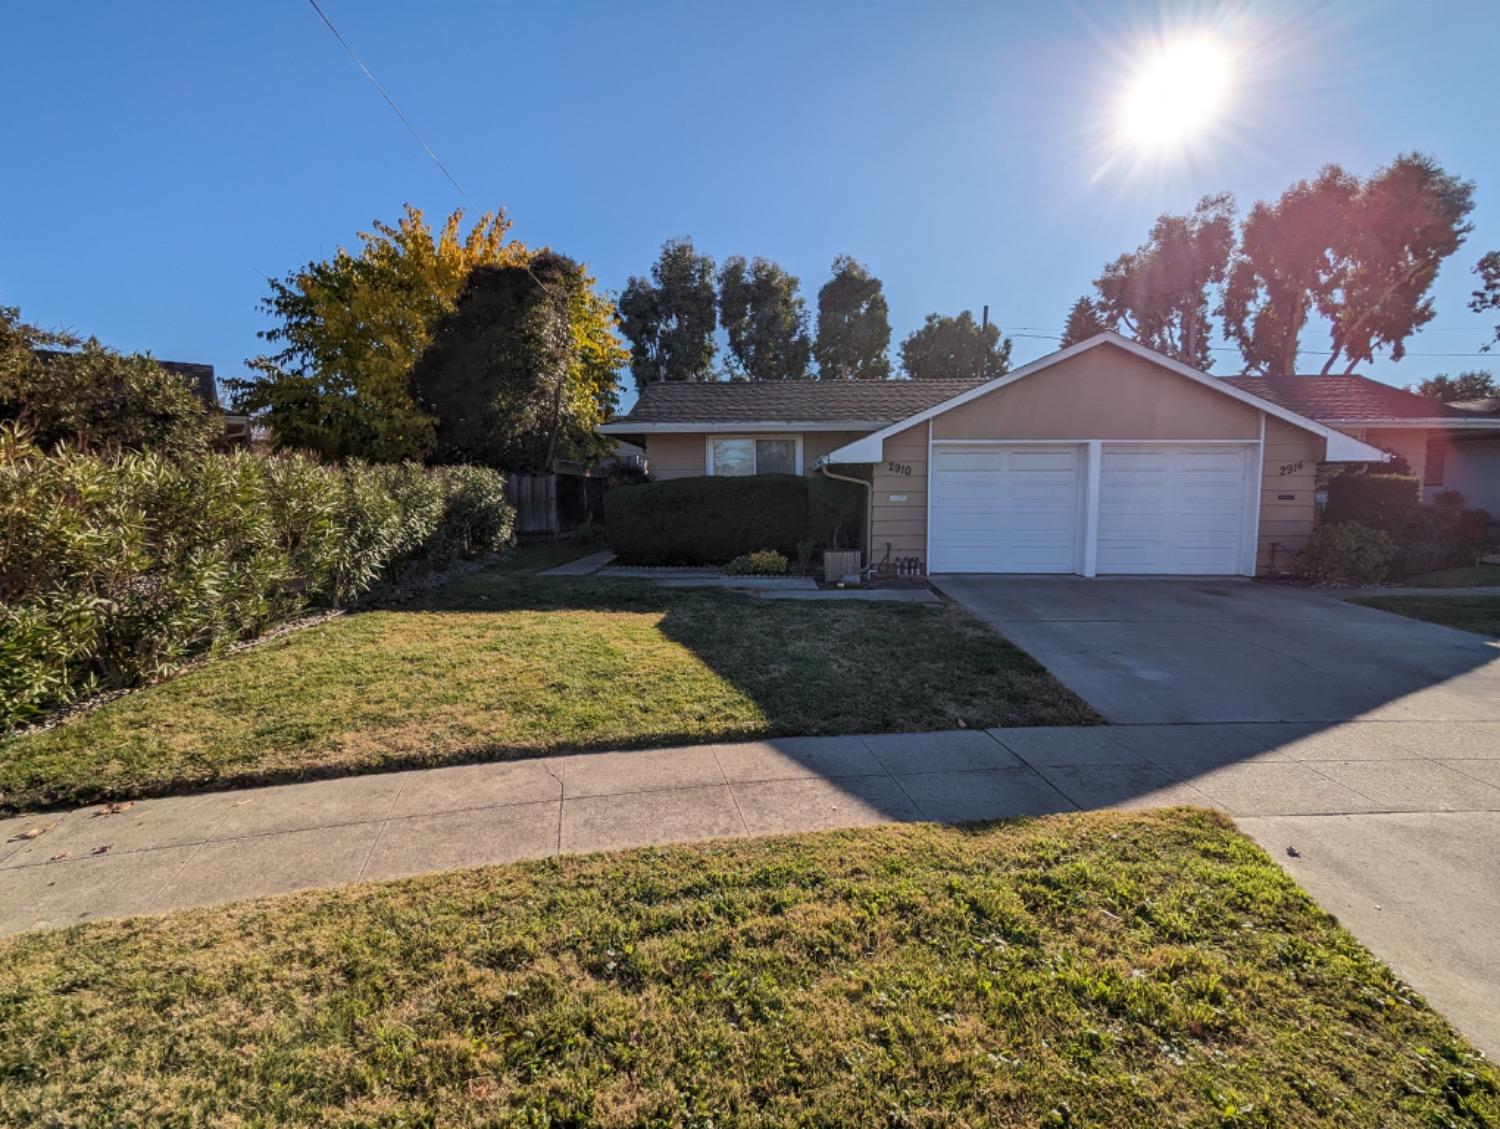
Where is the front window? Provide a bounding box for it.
[709,436,798,476]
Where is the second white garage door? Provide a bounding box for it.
[1096,444,1252,575]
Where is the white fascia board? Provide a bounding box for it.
[597,420,887,435]
[823,331,1392,465]
[1325,418,1500,430]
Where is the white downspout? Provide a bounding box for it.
[818,461,873,572]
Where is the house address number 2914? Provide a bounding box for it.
[887,461,913,476]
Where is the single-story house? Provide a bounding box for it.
[600,332,1403,577]
[1218,375,1500,514]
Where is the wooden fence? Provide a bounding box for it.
[506,470,610,537]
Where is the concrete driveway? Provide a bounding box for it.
[931,576,1500,724]
[933,573,1500,1053]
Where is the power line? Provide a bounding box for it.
[304,0,476,211]
[1001,329,1493,360]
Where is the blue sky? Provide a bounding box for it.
[5,0,1498,409]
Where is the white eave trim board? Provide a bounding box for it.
[597,420,891,435]
[1325,418,1500,430]
[822,331,1388,464]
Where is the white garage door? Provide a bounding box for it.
[929,444,1081,573]
[1097,445,1251,575]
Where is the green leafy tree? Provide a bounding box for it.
[232,205,528,461]
[717,256,812,381]
[0,306,217,456]
[814,255,892,380]
[1060,296,1112,347]
[1472,250,1500,352]
[1221,168,1356,374]
[899,311,1012,380]
[1092,193,1235,370]
[616,237,718,389]
[1318,153,1475,374]
[410,254,623,470]
[1415,371,1495,402]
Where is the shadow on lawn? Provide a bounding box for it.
[405,569,1500,828]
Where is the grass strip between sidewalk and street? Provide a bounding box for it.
[1,809,1495,1125]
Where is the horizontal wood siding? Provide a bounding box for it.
[1257,417,1321,573]
[645,434,707,479]
[870,422,928,567]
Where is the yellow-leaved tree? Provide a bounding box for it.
[232,205,622,465]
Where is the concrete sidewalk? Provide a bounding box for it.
[6,719,1499,934]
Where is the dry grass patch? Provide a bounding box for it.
[1,810,1494,1125]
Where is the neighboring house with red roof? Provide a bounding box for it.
[1219,375,1500,513]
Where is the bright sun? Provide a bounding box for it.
[1119,37,1232,151]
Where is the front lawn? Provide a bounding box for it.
[1356,595,1500,638]
[1399,564,1500,588]
[2,810,1494,1125]
[0,550,1094,811]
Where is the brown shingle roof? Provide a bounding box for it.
[609,379,987,426]
[1218,375,1465,422]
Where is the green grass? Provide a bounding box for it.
[0,546,1094,812]
[2,810,1494,1126]
[1356,595,1500,638]
[1399,564,1500,588]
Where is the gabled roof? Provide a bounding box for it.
[1218,374,1468,424]
[822,332,1387,463]
[599,378,986,433]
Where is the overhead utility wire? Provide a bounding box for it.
[304,0,476,211]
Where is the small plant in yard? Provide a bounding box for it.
[1300,521,1399,585]
[723,548,789,575]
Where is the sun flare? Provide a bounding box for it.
[1119,37,1232,151]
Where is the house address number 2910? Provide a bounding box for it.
[887,461,913,476]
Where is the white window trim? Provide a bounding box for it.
[704,434,804,476]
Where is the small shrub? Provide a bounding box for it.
[1299,521,1399,586]
[723,550,789,576]
[1394,503,1500,577]
[1324,474,1420,533]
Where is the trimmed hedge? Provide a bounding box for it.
[0,432,514,729]
[1299,521,1399,586]
[1324,474,1420,533]
[604,474,865,566]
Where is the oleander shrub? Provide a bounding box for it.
[0,430,512,729]
[723,549,789,576]
[604,474,865,566]
[1299,521,1399,586]
[1323,473,1421,533]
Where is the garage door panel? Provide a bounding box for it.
[1098,445,1249,575]
[929,444,1081,573]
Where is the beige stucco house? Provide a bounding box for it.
[600,332,1393,577]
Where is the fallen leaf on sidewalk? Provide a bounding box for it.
[7,821,59,842]
[93,802,134,817]
[90,844,112,856]
[1286,846,1300,858]
[50,852,70,861]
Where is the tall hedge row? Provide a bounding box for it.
[603,474,864,566]
[0,431,514,729]
[1323,473,1421,532]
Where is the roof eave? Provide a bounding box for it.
[597,420,889,435]
[1324,417,1500,430]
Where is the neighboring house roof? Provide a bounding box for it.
[1447,397,1500,418]
[158,360,221,409]
[1217,374,1472,425]
[599,379,986,433]
[823,332,1386,464]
